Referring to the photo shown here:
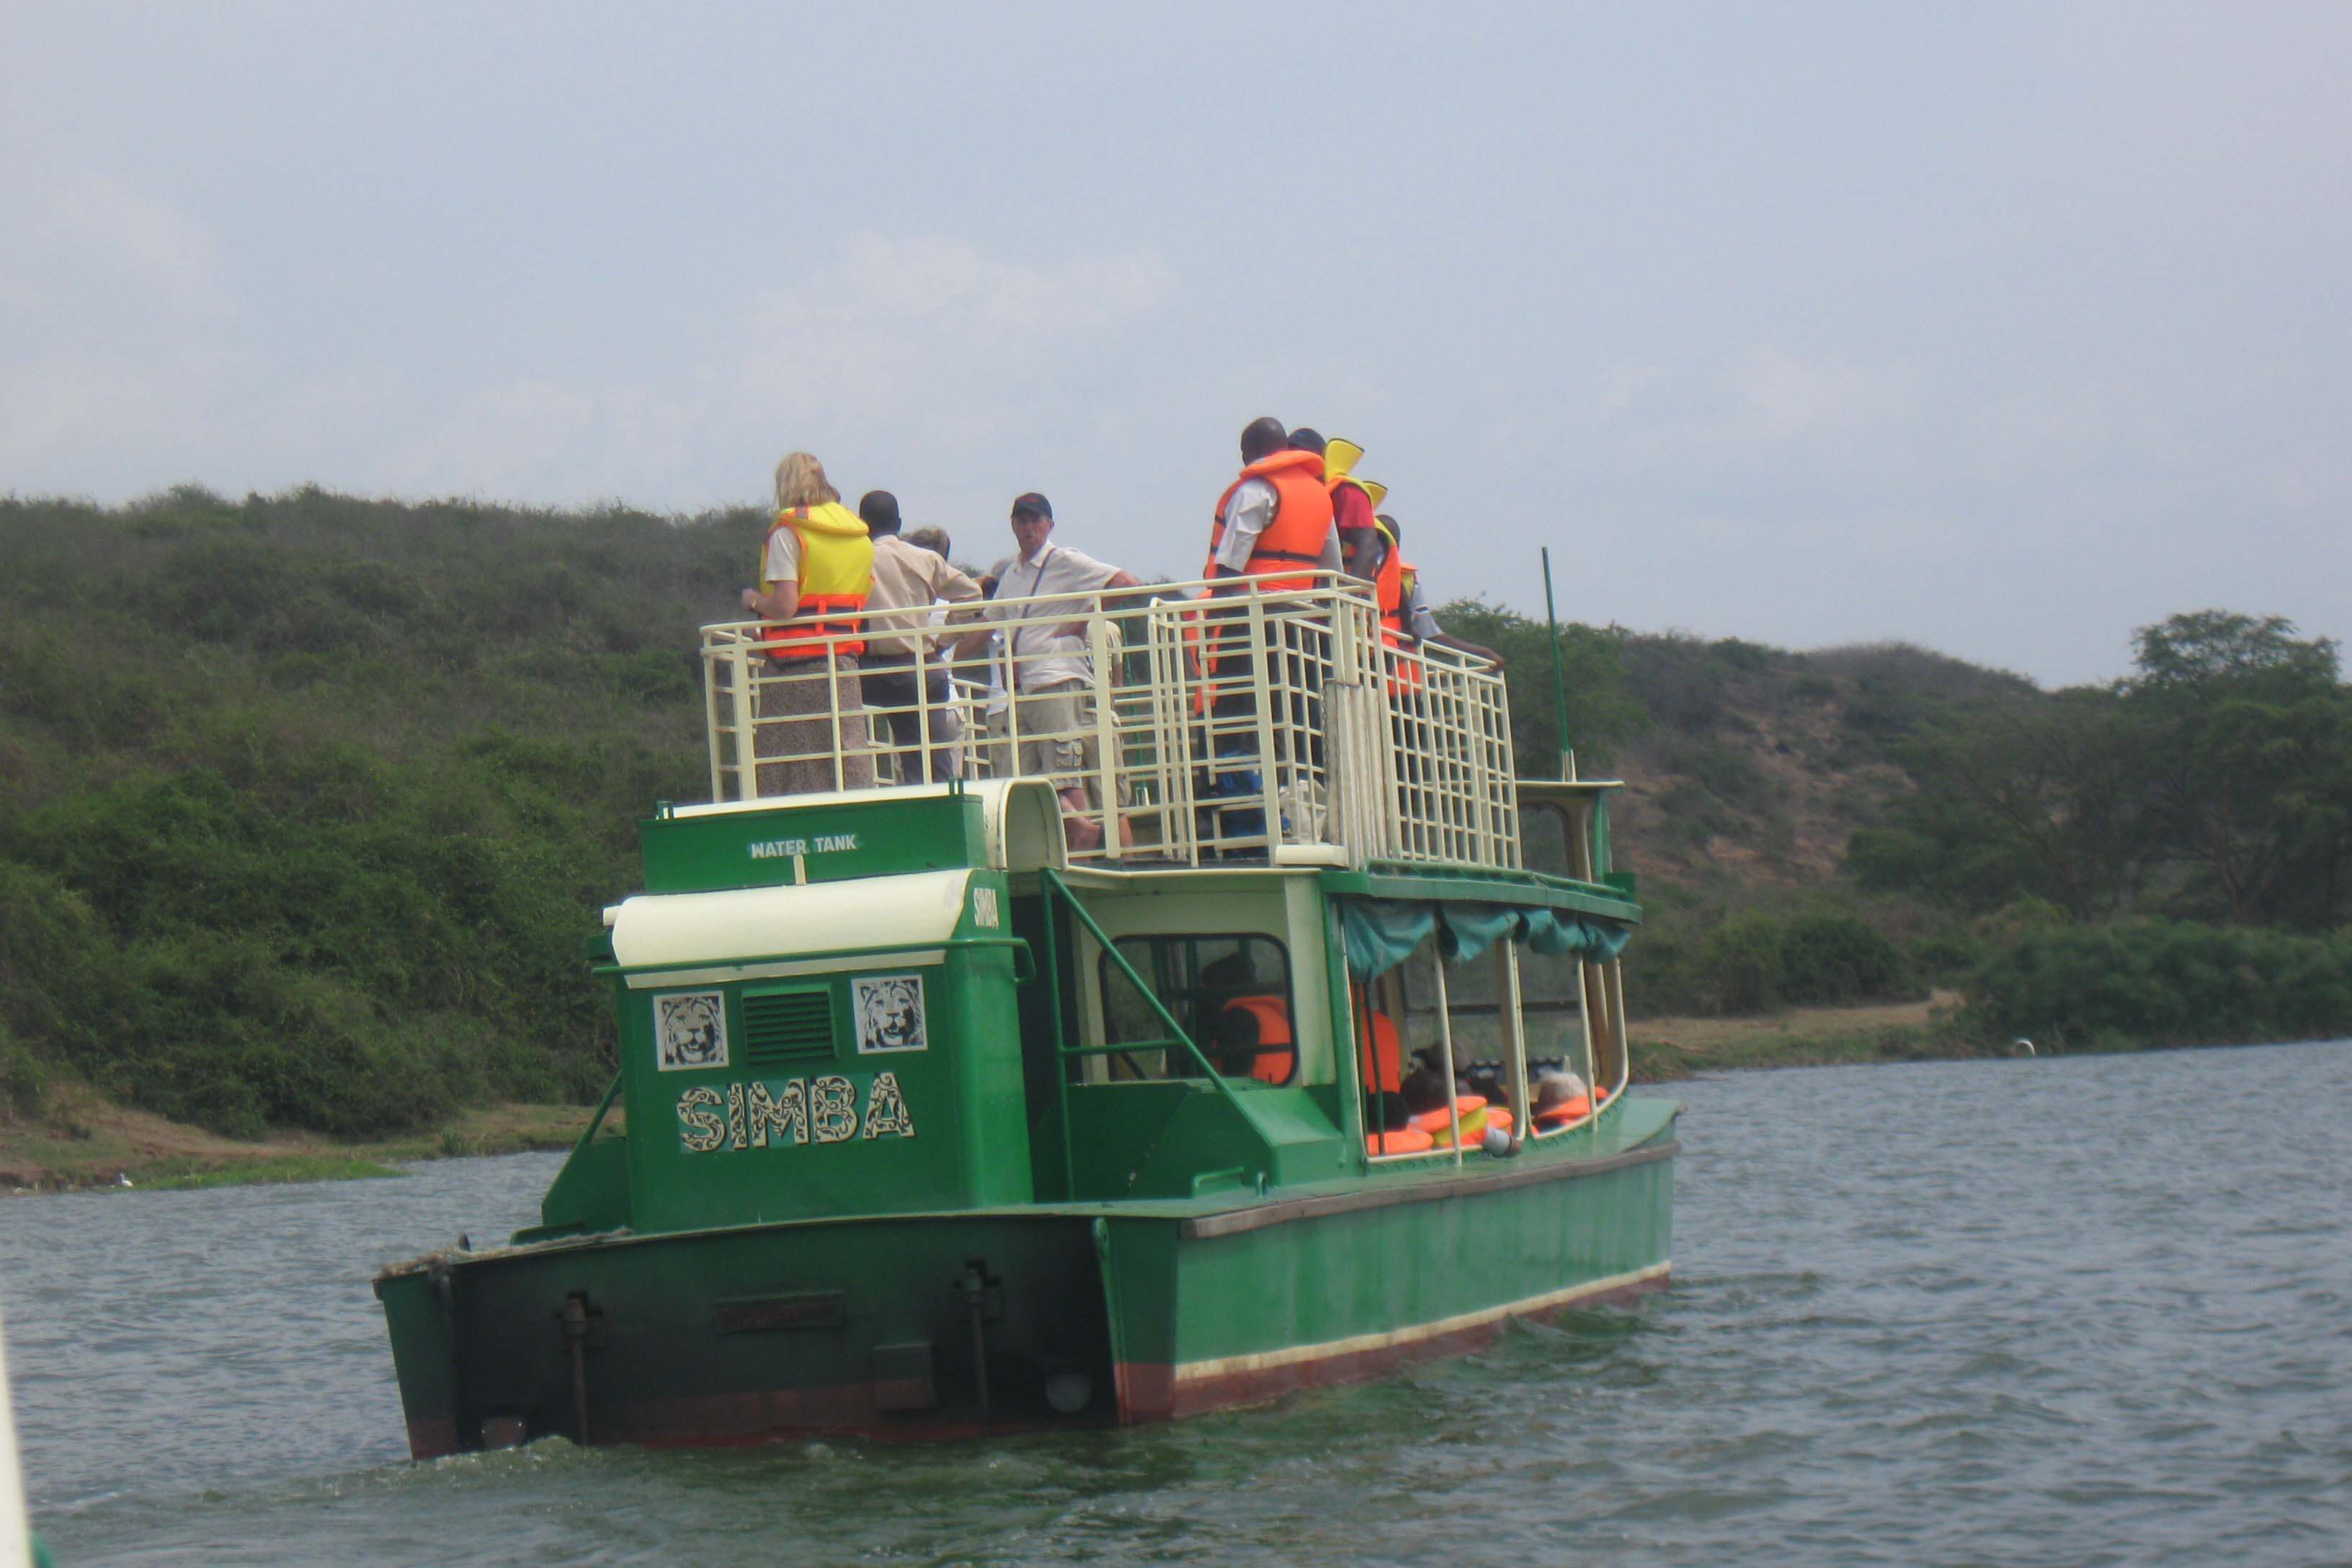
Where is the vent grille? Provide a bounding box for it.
[741,989,836,1065]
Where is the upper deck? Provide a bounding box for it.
[699,573,1531,873]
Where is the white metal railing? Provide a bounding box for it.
[699,573,1520,870]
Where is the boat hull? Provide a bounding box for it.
[377,1105,1676,1455]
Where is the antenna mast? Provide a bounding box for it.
[1541,546,1574,781]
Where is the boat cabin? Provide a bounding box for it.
[527,574,1643,1243]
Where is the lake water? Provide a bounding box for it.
[4,1043,2348,1567]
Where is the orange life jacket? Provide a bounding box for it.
[1190,451,1337,709]
[1218,994,1294,1084]
[760,502,873,661]
[1203,450,1335,591]
[1372,520,1422,695]
[1367,1124,1434,1157]
[1350,988,1404,1094]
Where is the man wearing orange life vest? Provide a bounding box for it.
[739,451,877,796]
[1196,418,1342,845]
[1200,951,1295,1084]
[1205,417,1340,594]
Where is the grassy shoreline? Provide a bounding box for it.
[0,1090,603,1195]
[1627,989,1983,1079]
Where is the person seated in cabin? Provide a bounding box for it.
[1532,1066,1591,1124]
[1364,1088,1416,1143]
[1400,1054,1456,1115]
[1369,1043,1436,1156]
[739,452,877,795]
[1200,952,1293,1083]
[1463,1062,1510,1108]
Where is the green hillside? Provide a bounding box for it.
[3,488,2346,1139]
[0,486,761,1135]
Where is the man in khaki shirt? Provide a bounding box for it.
[858,491,984,783]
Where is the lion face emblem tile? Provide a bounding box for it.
[854,975,927,1054]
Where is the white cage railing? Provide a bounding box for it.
[700,573,1520,872]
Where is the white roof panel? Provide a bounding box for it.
[607,868,974,970]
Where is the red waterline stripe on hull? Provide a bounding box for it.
[406,1417,461,1461]
[1122,1264,1670,1422]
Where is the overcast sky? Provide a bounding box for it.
[6,2,2348,685]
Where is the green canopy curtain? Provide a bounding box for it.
[1340,898,1631,981]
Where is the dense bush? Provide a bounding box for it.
[1778,910,1912,1005]
[0,491,729,1136]
[1623,904,1919,1017]
[1961,919,2352,1050]
[1693,912,1781,1013]
[1425,598,1644,770]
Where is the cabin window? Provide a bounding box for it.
[1097,935,1295,1085]
[1396,941,1587,1067]
[1518,805,1573,877]
[1512,945,1592,1073]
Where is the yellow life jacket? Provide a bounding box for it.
[760,502,874,660]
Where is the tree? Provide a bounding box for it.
[1849,687,2154,920]
[2121,612,2352,927]
[1430,599,1644,775]
[1851,610,2352,932]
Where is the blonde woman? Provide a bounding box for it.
[740,452,877,793]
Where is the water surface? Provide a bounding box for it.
[4,1043,2348,1566]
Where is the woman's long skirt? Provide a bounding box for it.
[754,656,875,796]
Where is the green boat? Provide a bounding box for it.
[374,574,1677,1453]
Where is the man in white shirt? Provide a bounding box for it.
[957,492,1139,848]
[858,491,985,783]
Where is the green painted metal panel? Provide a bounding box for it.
[638,794,986,894]
[1061,1079,1351,1201]
[382,1212,1119,1448]
[1161,1151,1674,1368]
[1095,1216,1182,1369]
[530,1136,631,1239]
[611,870,1037,1235]
[375,1269,460,1451]
[1064,1082,1265,1199]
